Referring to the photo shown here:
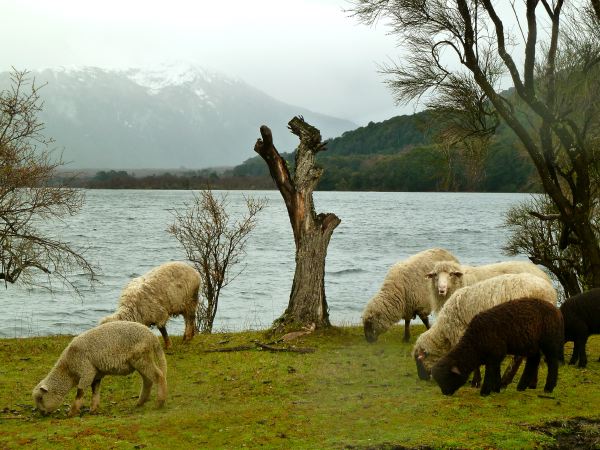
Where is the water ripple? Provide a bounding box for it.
[1,190,532,338]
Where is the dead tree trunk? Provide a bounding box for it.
[254,117,341,331]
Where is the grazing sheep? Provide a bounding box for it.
[413,273,557,378]
[431,298,564,396]
[560,288,600,368]
[101,261,201,348]
[32,321,168,416]
[426,260,550,313]
[362,248,459,343]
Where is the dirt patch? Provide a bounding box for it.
[529,417,600,449]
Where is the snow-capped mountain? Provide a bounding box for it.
[0,63,356,169]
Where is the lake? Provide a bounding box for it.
[1,190,533,338]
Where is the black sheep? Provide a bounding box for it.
[560,288,600,368]
[431,298,564,396]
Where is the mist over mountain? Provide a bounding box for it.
[0,64,357,169]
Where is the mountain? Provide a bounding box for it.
[0,64,356,169]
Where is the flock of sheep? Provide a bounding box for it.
[361,248,600,396]
[30,251,600,416]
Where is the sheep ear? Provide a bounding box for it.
[425,272,435,279]
[40,385,48,393]
[451,271,463,278]
[451,366,462,376]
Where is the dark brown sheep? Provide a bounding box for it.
[560,288,600,368]
[431,298,564,396]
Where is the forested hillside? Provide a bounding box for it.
[232,111,540,192]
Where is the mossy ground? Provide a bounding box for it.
[1,325,598,449]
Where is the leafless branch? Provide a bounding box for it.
[168,188,267,333]
[0,68,96,293]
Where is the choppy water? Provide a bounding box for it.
[1,190,532,338]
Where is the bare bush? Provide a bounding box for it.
[168,189,266,333]
[0,68,96,292]
[504,195,596,300]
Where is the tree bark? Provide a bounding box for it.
[254,117,341,330]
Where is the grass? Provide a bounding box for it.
[1,325,599,449]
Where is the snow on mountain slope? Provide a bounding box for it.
[0,64,356,169]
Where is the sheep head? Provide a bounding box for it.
[414,350,431,380]
[431,360,469,396]
[363,318,380,343]
[426,261,464,298]
[32,381,67,414]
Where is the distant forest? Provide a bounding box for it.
[64,110,541,192]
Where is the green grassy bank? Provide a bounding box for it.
[1,326,598,449]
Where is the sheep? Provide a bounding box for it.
[100,261,201,348]
[426,260,551,313]
[32,321,168,416]
[560,288,600,368]
[362,248,459,343]
[413,273,557,379]
[431,297,564,396]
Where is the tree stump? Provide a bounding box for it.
[254,117,340,331]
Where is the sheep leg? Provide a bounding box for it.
[517,353,540,391]
[528,365,539,389]
[69,365,96,416]
[137,374,153,407]
[133,356,167,407]
[90,377,103,414]
[156,370,167,408]
[568,352,578,365]
[134,358,154,407]
[417,313,430,330]
[69,388,86,417]
[544,356,559,393]
[500,356,523,387]
[183,313,195,342]
[158,326,172,348]
[403,319,411,342]
[480,362,501,396]
[575,337,588,368]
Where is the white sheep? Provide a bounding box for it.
[32,321,168,416]
[413,272,557,379]
[100,261,201,348]
[426,260,551,313]
[362,248,459,343]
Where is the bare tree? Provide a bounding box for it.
[352,0,600,289]
[168,188,266,333]
[0,68,96,292]
[504,195,593,300]
[254,117,341,331]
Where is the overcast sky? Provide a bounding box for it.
[0,0,419,125]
